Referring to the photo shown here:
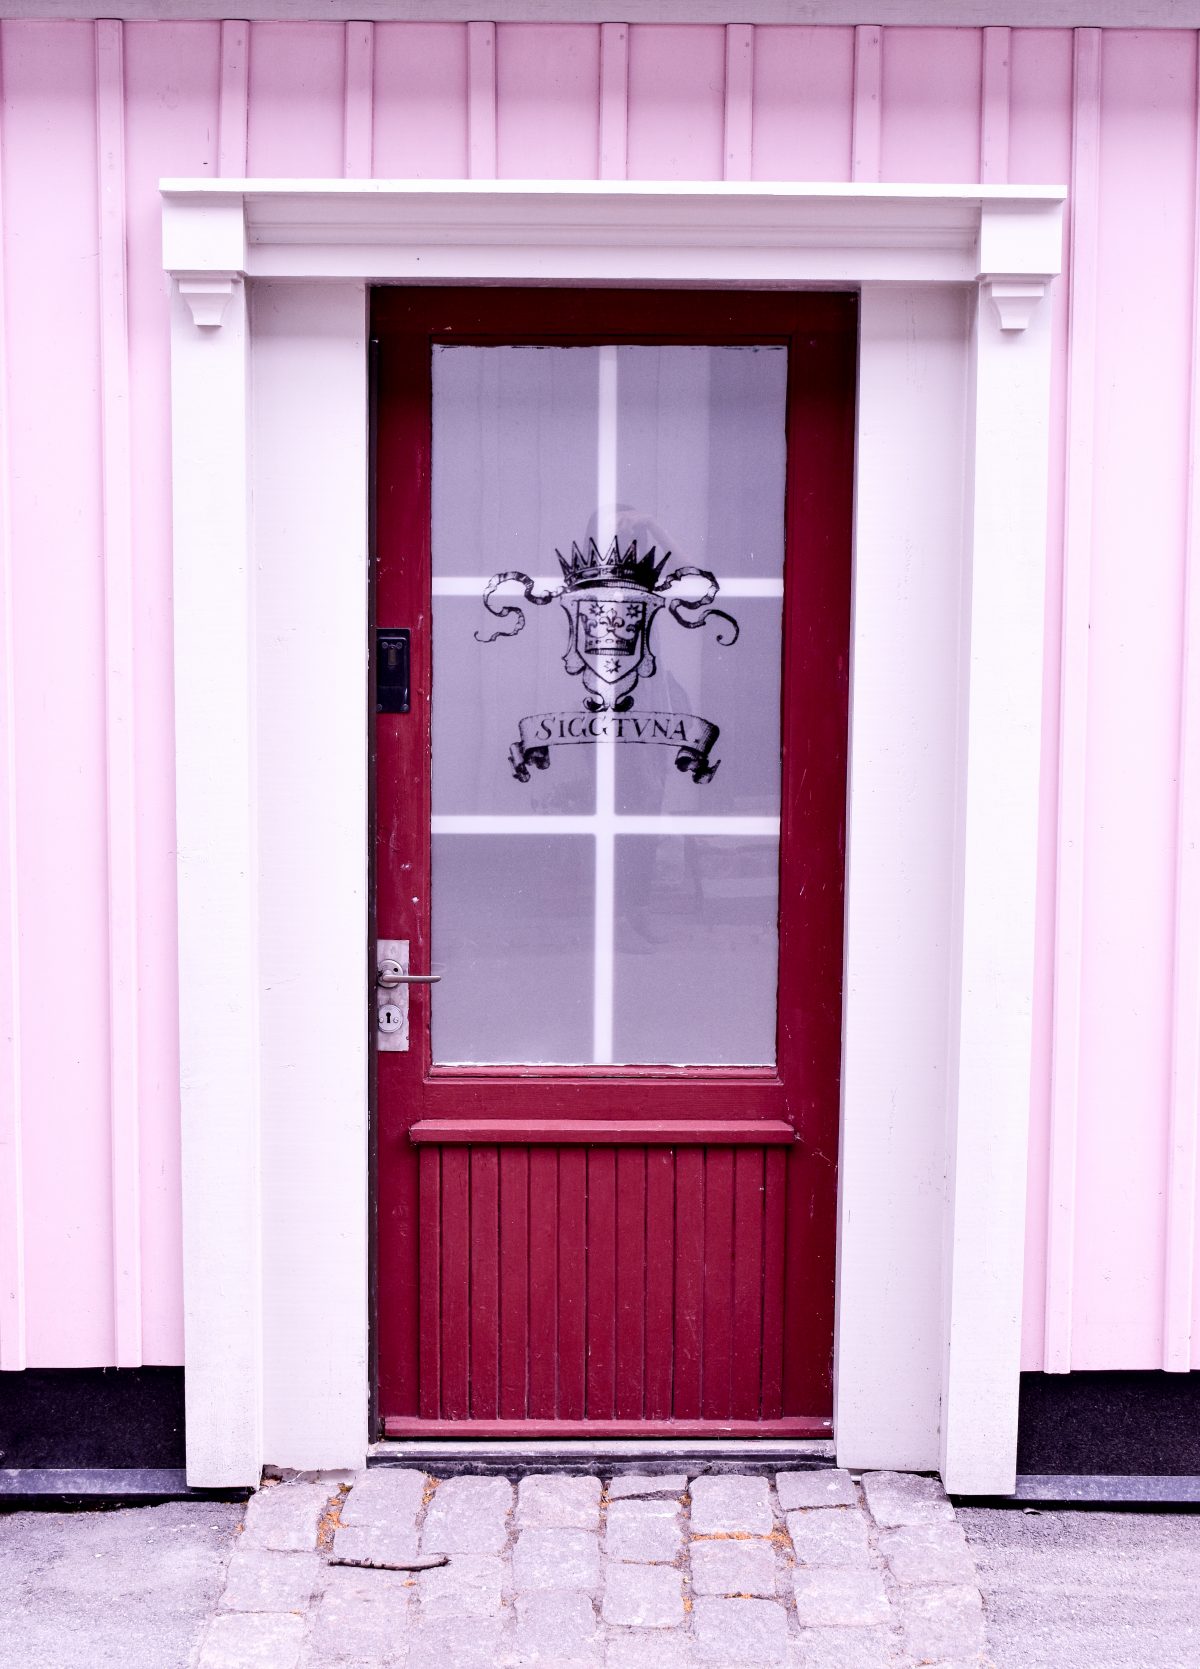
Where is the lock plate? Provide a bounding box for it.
[376,938,410,1052]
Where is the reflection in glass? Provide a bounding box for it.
[613,836,779,1065]
[431,836,594,1065]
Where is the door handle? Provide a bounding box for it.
[377,961,442,989]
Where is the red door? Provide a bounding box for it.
[373,289,855,1437]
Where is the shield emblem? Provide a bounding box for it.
[561,584,664,711]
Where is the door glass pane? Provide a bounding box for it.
[430,342,787,1066]
[431,835,594,1065]
[613,834,780,1065]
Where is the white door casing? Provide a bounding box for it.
[163,179,1063,1491]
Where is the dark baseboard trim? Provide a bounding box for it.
[1017,1370,1200,1475]
[0,1368,185,1468]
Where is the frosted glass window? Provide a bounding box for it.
[613,836,779,1065]
[430,342,786,1066]
[431,836,594,1065]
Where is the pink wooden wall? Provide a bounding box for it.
[0,18,1196,1373]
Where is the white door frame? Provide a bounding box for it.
[162,178,1063,1491]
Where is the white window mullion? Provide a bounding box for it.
[593,742,617,1066]
[593,344,619,1065]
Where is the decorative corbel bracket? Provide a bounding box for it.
[177,273,240,329]
[982,277,1050,333]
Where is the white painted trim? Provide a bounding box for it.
[165,178,1061,1491]
[835,284,971,1475]
[251,282,371,1472]
[940,280,1054,1494]
[163,178,1065,292]
[18,1,1200,23]
[431,816,781,836]
[169,278,262,1488]
[432,576,783,596]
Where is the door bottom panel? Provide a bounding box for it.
[410,1140,830,1427]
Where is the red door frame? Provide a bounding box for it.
[372,288,856,1437]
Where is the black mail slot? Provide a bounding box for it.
[376,629,410,714]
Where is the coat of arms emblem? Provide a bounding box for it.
[476,537,738,783]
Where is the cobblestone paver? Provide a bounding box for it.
[196,1464,990,1668]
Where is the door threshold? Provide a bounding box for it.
[369,1436,836,1472]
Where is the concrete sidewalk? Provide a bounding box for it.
[0,1498,243,1669]
[961,1504,1200,1669]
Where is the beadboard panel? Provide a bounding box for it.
[0,17,1195,1373]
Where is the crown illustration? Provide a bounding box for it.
[556,537,669,593]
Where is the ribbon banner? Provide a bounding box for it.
[511,709,720,784]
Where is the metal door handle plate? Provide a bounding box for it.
[376,939,440,1053]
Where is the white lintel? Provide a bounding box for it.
[163,179,1064,305]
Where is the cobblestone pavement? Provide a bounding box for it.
[194,1466,988,1668]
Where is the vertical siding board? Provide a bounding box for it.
[673,1147,704,1418]
[723,24,753,182]
[585,1147,617,1419]
[467,20,497,180]
[701,1148,734,1420]
[730,1147,766,1419]
[557,1148,586,1419]
[439,1147,470,1419]
[247,22,344,176]
[760,1148,787,1420]
[1076,27,1197,1368]
[527,1147,558,1419]
[784,1149,838,1415]
[380,1144,421,1419]
[981,26,1012,183]
[851,25,882,182]
[752,27,854,183]
[1167,36,1200,1372]
[418,1146,441,1419]
[372,24,468,179]
[5,19,114,1365]
[643,1147,674,1420]
[498,1146,529,1418]
[468,1146,500,1417]
[497,24,600,181]
[123,19,220,1367]
[614,1148,645,1421]
[627,24,725,181]
[217,20,248,177]
[880,26,983,183]
[0,22,26,1372]
[343,21,374,179]
[598,23,628,181]
[1045,28,1101,1372]
[1007,25,1075,1372]
[96,19,142,1368]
